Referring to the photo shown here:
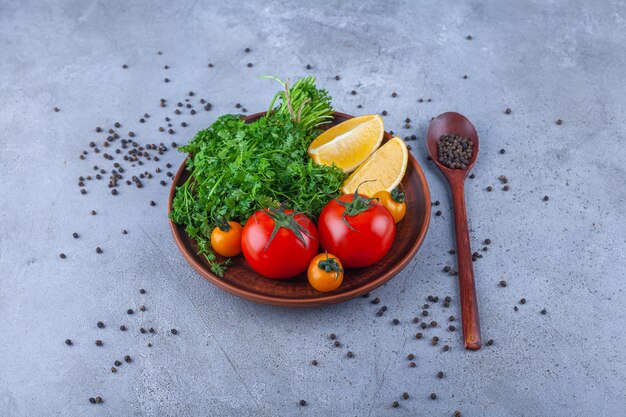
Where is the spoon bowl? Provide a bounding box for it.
[426,112,482,350]
[426,112,480,179]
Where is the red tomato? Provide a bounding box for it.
[242,207,319,279]
[318,193,395,268]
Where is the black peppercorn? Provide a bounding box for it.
[438,133,473,169]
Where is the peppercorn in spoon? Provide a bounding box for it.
[426,112,481,350]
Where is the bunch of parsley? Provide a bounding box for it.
[169,77,345,275]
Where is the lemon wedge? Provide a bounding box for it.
[340,136,408,196]
[308,114,384,173]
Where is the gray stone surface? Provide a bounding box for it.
[1,0,625,415]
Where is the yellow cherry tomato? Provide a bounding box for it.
[210,220,243,257]
[307,252,344,292]
[373,187,406,223]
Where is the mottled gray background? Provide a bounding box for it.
[1,0,625,416]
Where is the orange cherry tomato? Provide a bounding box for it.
[210,220,243,257]
[307,252,344,292]
[373,188,406,223]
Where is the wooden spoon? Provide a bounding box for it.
[426,112,481,350]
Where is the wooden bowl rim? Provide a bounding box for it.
[167,111,431,307]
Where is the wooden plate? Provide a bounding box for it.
[168,112,431,307]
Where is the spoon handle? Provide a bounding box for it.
[450,179,481,350]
